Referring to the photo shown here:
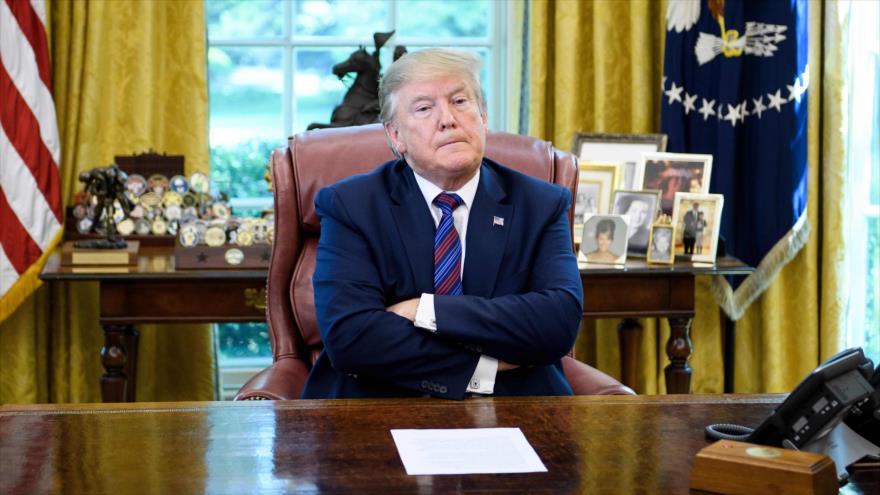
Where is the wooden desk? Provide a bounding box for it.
[0,395,786,494]
[40,248,750,402]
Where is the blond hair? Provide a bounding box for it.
[378,48,486,123]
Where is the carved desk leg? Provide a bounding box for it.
[100,324,139,402]
[664,317,693,394]
[617,318,642,389]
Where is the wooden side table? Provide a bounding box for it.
[580,257,752,393]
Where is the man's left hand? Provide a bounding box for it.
[386,298,420,322]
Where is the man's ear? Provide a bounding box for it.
[384,122,405,156]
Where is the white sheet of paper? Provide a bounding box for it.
[390,427,547,475]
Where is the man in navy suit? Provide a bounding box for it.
[302,48,583,400]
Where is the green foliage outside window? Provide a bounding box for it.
[209,139,275,200]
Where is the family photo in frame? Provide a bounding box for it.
[571,133,668,190]
[671,192,724,263]
[579,215,628,265]
[636,152,713,215]
[611,189,661,257]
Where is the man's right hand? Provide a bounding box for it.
[498,361,519,371]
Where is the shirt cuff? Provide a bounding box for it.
[414,293,437,332]
[466,355,498,394]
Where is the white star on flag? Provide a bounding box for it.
[698,98,716,121]
[767,89,786,112]
[665,81,683,105]
[682,92,697,114]
[739,101,749,124]
[786,78,805,103]
[752,96,767,118]
[724,103,741,127]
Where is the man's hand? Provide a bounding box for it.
[498,361,520,372]
[386,298,420,322]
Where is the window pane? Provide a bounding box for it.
[209,47,282,198]
[294,47,356,132]
[294,0,389,37]
[206,0,284,39]
[216,323,272,360]
[396,0,490,38]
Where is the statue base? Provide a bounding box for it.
[74,238,128,250]
[62,241,139,266]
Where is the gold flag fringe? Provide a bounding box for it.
[0,229,64,325]
[711,211,811,321]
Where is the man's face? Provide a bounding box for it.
[384,74,487,189]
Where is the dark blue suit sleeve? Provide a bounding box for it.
[313,186,480,399]
[433,190,583,365]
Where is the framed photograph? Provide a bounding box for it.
[647,224,675,264]
[574,163,620,245]
[572,133,668,190]
[636,152,713,215]
[671,192,724,263]
[579,215,628,265]
[611,189,662,257]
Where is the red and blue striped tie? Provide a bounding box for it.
[433,192,464,296]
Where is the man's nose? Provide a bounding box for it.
[438,102,457,130]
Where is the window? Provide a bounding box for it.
[206,0,507,396]
[842,0,879,364]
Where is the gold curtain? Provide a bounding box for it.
[0,0,214,403]
[529,1,843,394]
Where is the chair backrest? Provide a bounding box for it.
[266,123,578,365]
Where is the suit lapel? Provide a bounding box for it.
[464,163,511,297]
[389,163,435,293]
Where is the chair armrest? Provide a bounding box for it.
[233,356,310,401]
[562,356,636,395]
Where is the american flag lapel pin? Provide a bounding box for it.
[493,216,504,227]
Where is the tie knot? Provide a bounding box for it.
[433,192,463,214]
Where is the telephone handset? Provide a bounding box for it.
[706,347,877,450]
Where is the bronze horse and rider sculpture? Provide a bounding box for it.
[307,31,407,130]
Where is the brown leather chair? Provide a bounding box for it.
[235,124,634,400]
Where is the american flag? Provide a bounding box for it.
[0,0,62,320]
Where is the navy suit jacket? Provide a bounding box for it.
[301,158,584,400]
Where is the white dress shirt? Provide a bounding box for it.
[410,169,498,394]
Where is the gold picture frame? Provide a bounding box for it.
[574,162,620,245]
[647,223,675,264]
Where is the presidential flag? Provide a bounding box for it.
[661,0,809,319]
[0,0,63,322]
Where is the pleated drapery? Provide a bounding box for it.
[0,0,215,403]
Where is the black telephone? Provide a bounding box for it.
[706,347,878,450]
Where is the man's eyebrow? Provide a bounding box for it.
[408,85,470,105]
